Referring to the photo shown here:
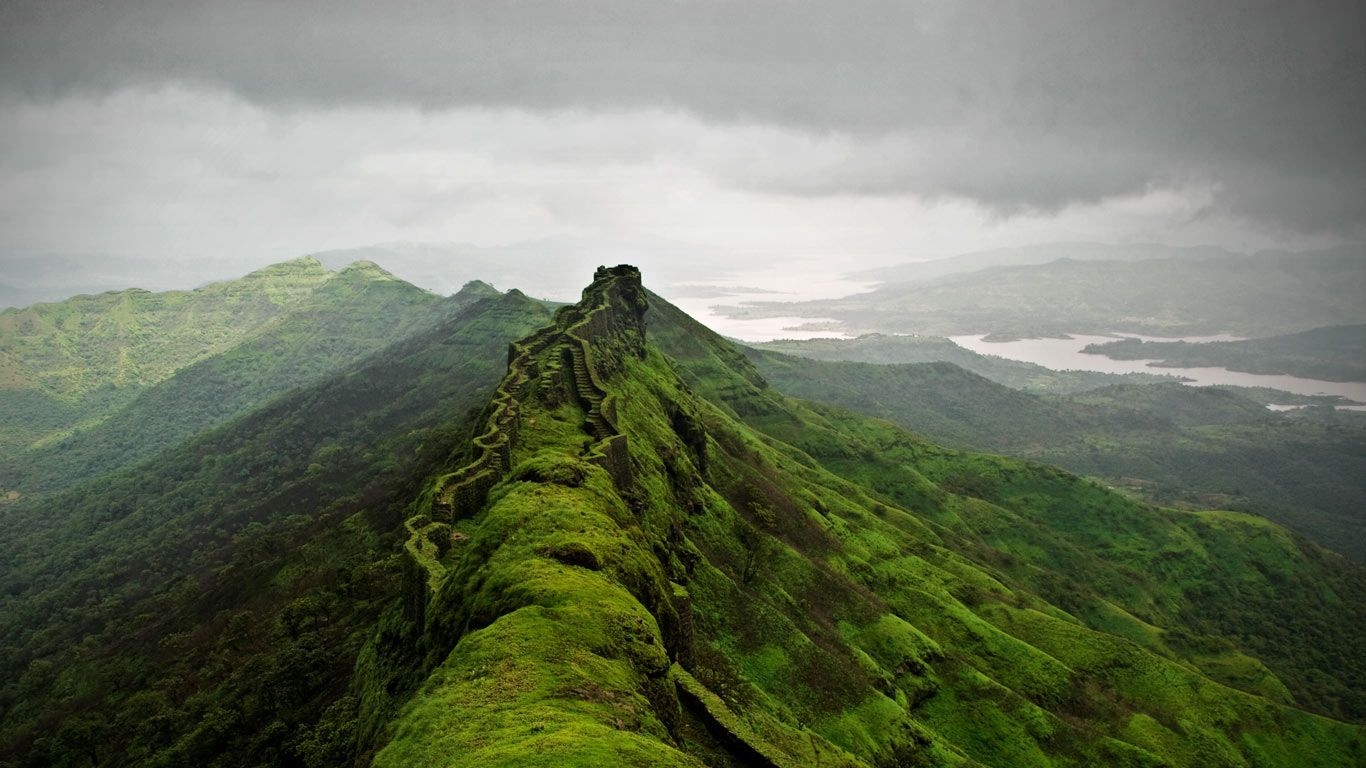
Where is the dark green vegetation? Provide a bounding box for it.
[721,246,1366,337]
[1,257,334,457]
[0,288,554,766]
[3,265,1364,767]
[359,269,1363,766]
[0,259,490,502]
[743,348,1366,560]
[751,334,1173,394]
[1084,325,1366,383]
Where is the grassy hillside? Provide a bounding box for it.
[720,247,1366,337]
[739,348,1366,560]
[0,290,553,767]
[0,269,495,500]
[0,258,450,477]
[353,268,1363,767]
[1083,324,1366,382]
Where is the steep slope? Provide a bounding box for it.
[650,290,1366,726]
[358,267,1363,767]
[0,290,554,767]
[735,348,1366,559]
[0,266,490,498]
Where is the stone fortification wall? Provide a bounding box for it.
[562,266,645,491]
[431,324,561,520]
[404,266,648,615]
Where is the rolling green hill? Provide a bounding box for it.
[0,259,484,502]
[3,266,1362,767]
[0,257,333,454]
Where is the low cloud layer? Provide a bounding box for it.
[3,0,1362,235]
[0,88,1274,277]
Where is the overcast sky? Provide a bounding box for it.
[1,0,1362,303]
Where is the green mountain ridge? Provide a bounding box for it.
[356,267,1363,766]
[1,255,331,394]
[1,264,1362,767]
[0,256,328,461]
[0,257,461,500]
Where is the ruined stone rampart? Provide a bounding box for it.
[404,266,648,616]
[563,266,645,491]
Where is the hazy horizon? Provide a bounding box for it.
[3,1,1364,308]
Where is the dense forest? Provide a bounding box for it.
[0,281,552,765]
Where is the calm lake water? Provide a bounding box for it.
[949,333,1366,404]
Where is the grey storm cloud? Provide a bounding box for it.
[1,0,1364,234]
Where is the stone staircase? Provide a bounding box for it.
[568,343,614,440]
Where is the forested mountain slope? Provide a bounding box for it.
[0,290,553,766]
[1,257,333,456]
[738,349,1366,560]
[0,268,494,500]
[0,258,467,501]
[351,268,1363,767]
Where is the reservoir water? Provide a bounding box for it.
[949,333,1366,405]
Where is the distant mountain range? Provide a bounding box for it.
[850,241,1240,284]
[0,257,496,501]
[721,243,1366,338]
[1083,324,1366,383]
[750,333,1177,394]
